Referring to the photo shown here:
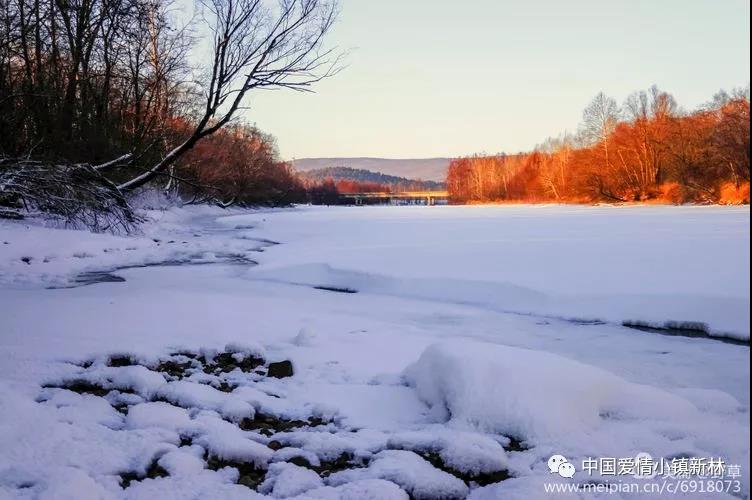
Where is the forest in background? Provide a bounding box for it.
[0,0,341,230]
[300,167,444,192]
[0,0,748,231]
[447,87,750,205]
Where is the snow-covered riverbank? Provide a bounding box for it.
[0,205,749,499]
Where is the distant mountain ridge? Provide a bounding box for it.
[300,167,445,191]
[292,157,450,182]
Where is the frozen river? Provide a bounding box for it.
[0,204,749,499]
[239,205,751,340]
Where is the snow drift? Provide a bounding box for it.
[403,340,698,441]
[251,263,750,341]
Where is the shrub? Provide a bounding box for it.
[719,182,750,205]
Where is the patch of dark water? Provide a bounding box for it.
[622,320,748,346]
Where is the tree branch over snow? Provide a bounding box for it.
[0,157,138,232]
[117,0,341,192]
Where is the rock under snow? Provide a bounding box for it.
[257,462,323,497]
[327,450,468,500]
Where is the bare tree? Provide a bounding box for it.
[581,92,620,147]
[579,92,620,196]
[618,86,677,192]
[115,0,340,191]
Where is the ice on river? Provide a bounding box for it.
[0,204,748,499]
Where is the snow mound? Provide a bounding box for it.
[275,429,388,462]
[258,462,324,497]
[125,402,192,431]
[404,340,698,442]
[57,365,167,398]
[36,466,115,500]
[194,416,273,467]
[224,341,266,362]
[154,380,254,422]
[271,447,322,467]
[294,479,408,500]
[387,427,507,475]
[327,450,468,500]
[122,469,263,500]
[156,448,207,476]
[293,328,320,347]
[42,389,124,429]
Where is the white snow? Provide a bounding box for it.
[193,415,273,467]
[147,377,259,424]
[258,462,324,497]
[327,450,469,499]
[273,428,388,463]
[295,479,408,500]
[122,468,262,500]
[0,205,268,288]
[403,340,749,484]
[387,427,508,475]
[125,402,193,431]
[239,205,750,340]
[0,204,749,499]
[68,364,168,398]
[404,341,696,439]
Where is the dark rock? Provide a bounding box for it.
[503,436,529,452]
[212,381,237,393]
[267,440,283,451]
[76,359,94,369]
[108,355,136,367]
[206,352,265,374]
[307,416,327,427]
[239,412,312,435]
[44,379,109,397]
[206,455,265,489]
[238,473,263,489]
[112,403,129,415]
[413,450,510,486]
[119,472,140,489]
[144,461,168,480]
[119,459,169,488]
[313,452,360,477]
[288,456,313,468]
[155,359,193,379]
[267,360,294,378]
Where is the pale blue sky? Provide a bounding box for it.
[242,0,749,159]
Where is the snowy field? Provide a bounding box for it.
[0,204,749,499]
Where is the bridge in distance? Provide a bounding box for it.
[338,191,449,206]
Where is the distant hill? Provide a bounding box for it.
[292,157,450,182]
[300,167,445,191]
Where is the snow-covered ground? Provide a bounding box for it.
[0,204,749,499]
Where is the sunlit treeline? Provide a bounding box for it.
[447,87,750,204]
[0,0,307,206]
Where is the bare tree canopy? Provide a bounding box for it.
[1,0,342,228]
[117,0,342,191]
[580,92,620,146]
